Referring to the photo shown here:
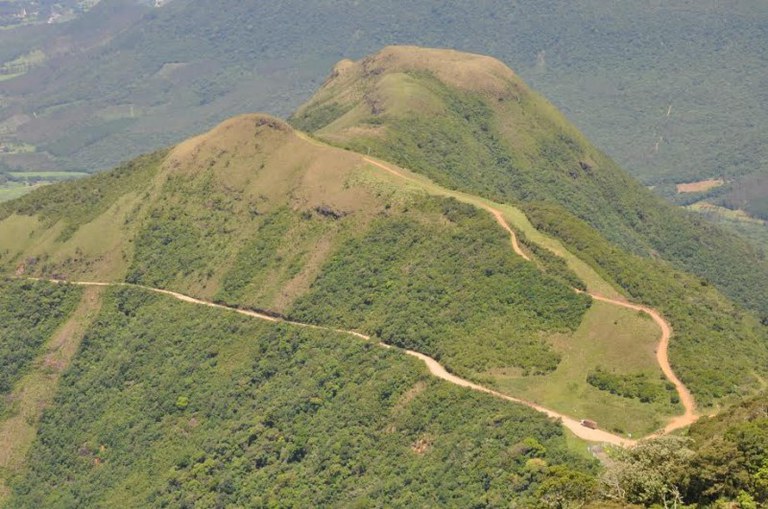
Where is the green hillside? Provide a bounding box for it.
[5,285,596,507]
[598,392,768,507]
[1,43,767,506]
[0,113,592,395]
[291,46,768,322]
[0,279,81,417]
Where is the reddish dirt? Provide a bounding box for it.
[583,292,698,434]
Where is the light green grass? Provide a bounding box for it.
[488,301,681,436]
[9,172,89,179]
[0,182,46,202]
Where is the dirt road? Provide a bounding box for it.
[46,279,632,445]
[30,156,698,445]
[585,292,698,433]
[362,155,699,434]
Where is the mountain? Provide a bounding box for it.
[1,45,767,507]
[292,46,768,320]
[1,1,766,216]
[0,112,604,506]
[0,112,594,383]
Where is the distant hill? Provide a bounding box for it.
[0,0,766,207]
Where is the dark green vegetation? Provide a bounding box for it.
[289,197,590,377]
[715,173,768,222]
[586,367,677,405]
[600,394,768,507]
[7,286,596,507]
[293,49,768,322]
[525,203,768,406]
[685,393,768,506]
[0,278,81,415]
[518,234,586,292]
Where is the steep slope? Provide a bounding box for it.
[0,280,99,504]
[0,279,82,417]
[0,101,758,429]
[5,285,596,508]
[291,46,768,320]
[597,392,768,507]
[0,113,593,393]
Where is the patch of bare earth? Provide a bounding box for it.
[411,436,432,455]
[676,178,724,194]
[0,286,104,504]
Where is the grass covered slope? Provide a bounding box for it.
[291,46,768,320]
[0,112,590,402]
[493,301,680,436]
[524,202,768,405]
[8,286,596,507]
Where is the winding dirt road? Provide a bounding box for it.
[361,155,699,435]
[584,292,697,434]
[30,156,698,446]
[52,279,633,445]
[47,274,697,443]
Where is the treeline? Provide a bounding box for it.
[8,286,596,507]
[598,394,768,507]
[586,367,677,404]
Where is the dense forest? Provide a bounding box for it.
[288,197,590,378]
[598,394,768,507]
[0,278,81,417]
[7,286,597,507]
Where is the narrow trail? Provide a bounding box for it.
[361,155,699,434]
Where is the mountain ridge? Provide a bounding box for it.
[292,46,768,320]
[1,44,768,504]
